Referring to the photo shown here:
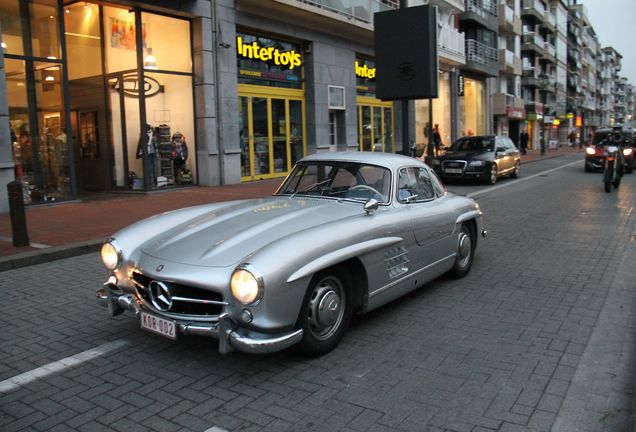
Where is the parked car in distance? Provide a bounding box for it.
[585,127,635,173]
[431,135,521,184]
[96,152,486,357]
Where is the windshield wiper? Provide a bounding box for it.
[290,178,332,198]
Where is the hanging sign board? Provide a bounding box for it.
[374,5,438,100]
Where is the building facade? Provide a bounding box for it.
[493,0,524,146]
[1,0,636,213]
[0,0,408,211]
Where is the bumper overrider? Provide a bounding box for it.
[95,281,303,355]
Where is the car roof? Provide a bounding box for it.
[300,151,427,171]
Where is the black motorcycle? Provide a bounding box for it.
[602,136,624,193]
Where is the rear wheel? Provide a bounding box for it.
[510,161,520,179]
[449,223,475,279]
[297,268,352,357]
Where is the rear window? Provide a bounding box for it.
[593,131,632,146]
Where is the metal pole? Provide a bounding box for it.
[400,0,410,156]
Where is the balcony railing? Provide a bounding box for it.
[544,43,556,58]
[295,0,397,24]
[439,24,466,63]
[545,11,556,28]
[465,39,498,66]
[522,0,545,16]
[465,0,498,18]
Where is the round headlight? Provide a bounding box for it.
[230,267,263,305]
[101,240,121,270]
[585,147,596,155]
[623,148,633,156]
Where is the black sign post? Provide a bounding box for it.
[374,4,438,158]
[7,181,29,247]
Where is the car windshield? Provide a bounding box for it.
[276,161,391,203]
[450,137,494,152]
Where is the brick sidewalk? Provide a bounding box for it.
[0,147,581,263]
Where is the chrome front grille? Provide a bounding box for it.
[441,160,467,171]
[131,271,226,318]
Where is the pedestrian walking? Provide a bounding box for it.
[433,124,442,157]
[519,131,528,155]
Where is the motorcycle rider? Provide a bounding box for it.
[609,126,625,178]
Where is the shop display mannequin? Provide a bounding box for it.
[171,132,188,180]
[136,124,157,185]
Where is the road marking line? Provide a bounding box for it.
[0,340,129,393]
[204,428,230,432]
[466,160,582,199]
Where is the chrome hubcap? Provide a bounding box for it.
[308,277,344,340]
[457,230,472,268]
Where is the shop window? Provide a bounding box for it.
[33,61,70,202]
[103,6,138,73]
[138,73,195,187]
[141,12,191,73]
[6,59,30,181]
[415,71,451,152]
[29,0,61,59]
[329,111,337,146]
[460,78,486,136]
[0,0,25,55]
[64,2,102,80]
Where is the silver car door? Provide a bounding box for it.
[397,167,455,267]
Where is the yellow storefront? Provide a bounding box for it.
[355,57,394,153]
[236,32,306,181]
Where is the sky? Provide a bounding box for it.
[581,0,636,86]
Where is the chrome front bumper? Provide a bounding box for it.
[96,284,303,355]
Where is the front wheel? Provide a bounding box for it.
[604,180,612,193]
[448,223,475,279]
[485,164,497,185]
[297,268,352,357]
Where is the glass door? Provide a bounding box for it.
[238,88,305,181]
[357,98,394,153]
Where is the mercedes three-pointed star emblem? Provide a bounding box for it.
[148,280,173,311]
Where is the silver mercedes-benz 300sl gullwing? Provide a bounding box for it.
[97,152,486,356]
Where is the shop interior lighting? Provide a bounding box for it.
[144,48,158,70]
[45,75,55,82]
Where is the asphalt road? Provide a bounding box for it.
[1,154,635,432]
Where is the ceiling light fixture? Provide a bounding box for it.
[144,47,157,70]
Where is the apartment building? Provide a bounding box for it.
[457,0,499,138]
[566,2,599,139]
[493,0,524,145]
[520,0,547,149]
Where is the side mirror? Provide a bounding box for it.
[364,198,379,215]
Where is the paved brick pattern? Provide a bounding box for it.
[1,157,634,432]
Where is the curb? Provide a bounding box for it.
[0,238,104,272]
